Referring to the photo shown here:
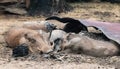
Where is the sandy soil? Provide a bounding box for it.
[0,3,120,69]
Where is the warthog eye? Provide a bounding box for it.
[50,42,53,46]
[24,34,36,43]
[28,38,36,43]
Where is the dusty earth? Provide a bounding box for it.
[0,3,120,69]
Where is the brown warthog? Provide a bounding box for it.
[5,27,53,53]
[62,33,119,57]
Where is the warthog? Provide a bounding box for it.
[5,27,53,54]
[62,33,119,57]
[49,30,66,52]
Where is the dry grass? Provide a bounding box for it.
[0,2,120,69]
[61,3,120,22]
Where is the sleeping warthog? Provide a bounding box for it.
[62,33,119,57]
[5,27,53,53]
[49,30,66,52]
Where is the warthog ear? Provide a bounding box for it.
[24,33,36,43]
[63,33,70,40]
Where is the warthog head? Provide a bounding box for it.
[5,28,54,55]
[24,31,54,54]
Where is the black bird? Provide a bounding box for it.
[46,16,88,33]
[12,44,29,57]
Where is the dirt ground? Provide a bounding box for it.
[0,3,120,69]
